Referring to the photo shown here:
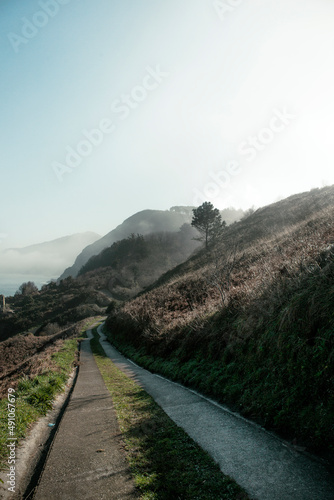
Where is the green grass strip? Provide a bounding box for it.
[90,328,248,500]
[0,319,99,471]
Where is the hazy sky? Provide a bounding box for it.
[1,0,334,249]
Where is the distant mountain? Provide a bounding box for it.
[59,207,244,280]
[59,208,194,279]
[76,229,201,300]
[0,232,101,277]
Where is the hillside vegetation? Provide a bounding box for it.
[60,207,193,279]
[0,278,111,341]
[78,228,200,300]
[105,186,334,456]
[60,206,244,279]
[0,221,200,339]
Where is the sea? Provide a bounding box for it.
[0,274,57,297]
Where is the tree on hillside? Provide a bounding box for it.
[17,281,38,296]
[191,202,226,248]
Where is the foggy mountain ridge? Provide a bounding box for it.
[59,207,245,280]
[0,232,101,277]
[5,232,100,254]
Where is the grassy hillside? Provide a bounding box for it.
[0,278,111,341]
[60,206,244,279]
[59,207,196,279]
[0,224,199,339]
[78,229,201,300]
[105,186,334,456]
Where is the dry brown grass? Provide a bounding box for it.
[116,205,334,346]
[0,317,99,398]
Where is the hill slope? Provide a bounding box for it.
[59,208,194,279]
[105,185,334,456]
[59,207,244,280]
[0,222,199,339]
[77,228,201,300]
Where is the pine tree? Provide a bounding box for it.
[191,202,226,248]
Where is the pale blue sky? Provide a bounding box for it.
[1,0,334,249]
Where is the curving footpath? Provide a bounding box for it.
[97,324,334,500]
[34,324,334,500]
[34,330,137,500]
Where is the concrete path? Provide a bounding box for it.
[34,332,137,500]
[97,324,334,500]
